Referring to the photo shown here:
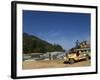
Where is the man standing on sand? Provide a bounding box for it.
[49,53,51,60]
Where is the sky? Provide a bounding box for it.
[23,10,90,50]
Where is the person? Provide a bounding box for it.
[76,51,80,56]
[49,53,51,60]
[76,40,79,48]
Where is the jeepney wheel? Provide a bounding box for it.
[69,58,75,64]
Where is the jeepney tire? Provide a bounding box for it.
[69,58,75,64]
[89,56,91,59]
[63,61,68,64]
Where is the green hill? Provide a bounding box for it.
[23,32,65,54]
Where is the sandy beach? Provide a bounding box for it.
[22,59,91,69]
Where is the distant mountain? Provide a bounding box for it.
[23,32,65,54]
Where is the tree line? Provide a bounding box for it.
[23,33,65,54]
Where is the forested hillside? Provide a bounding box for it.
[23,33,65,54]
